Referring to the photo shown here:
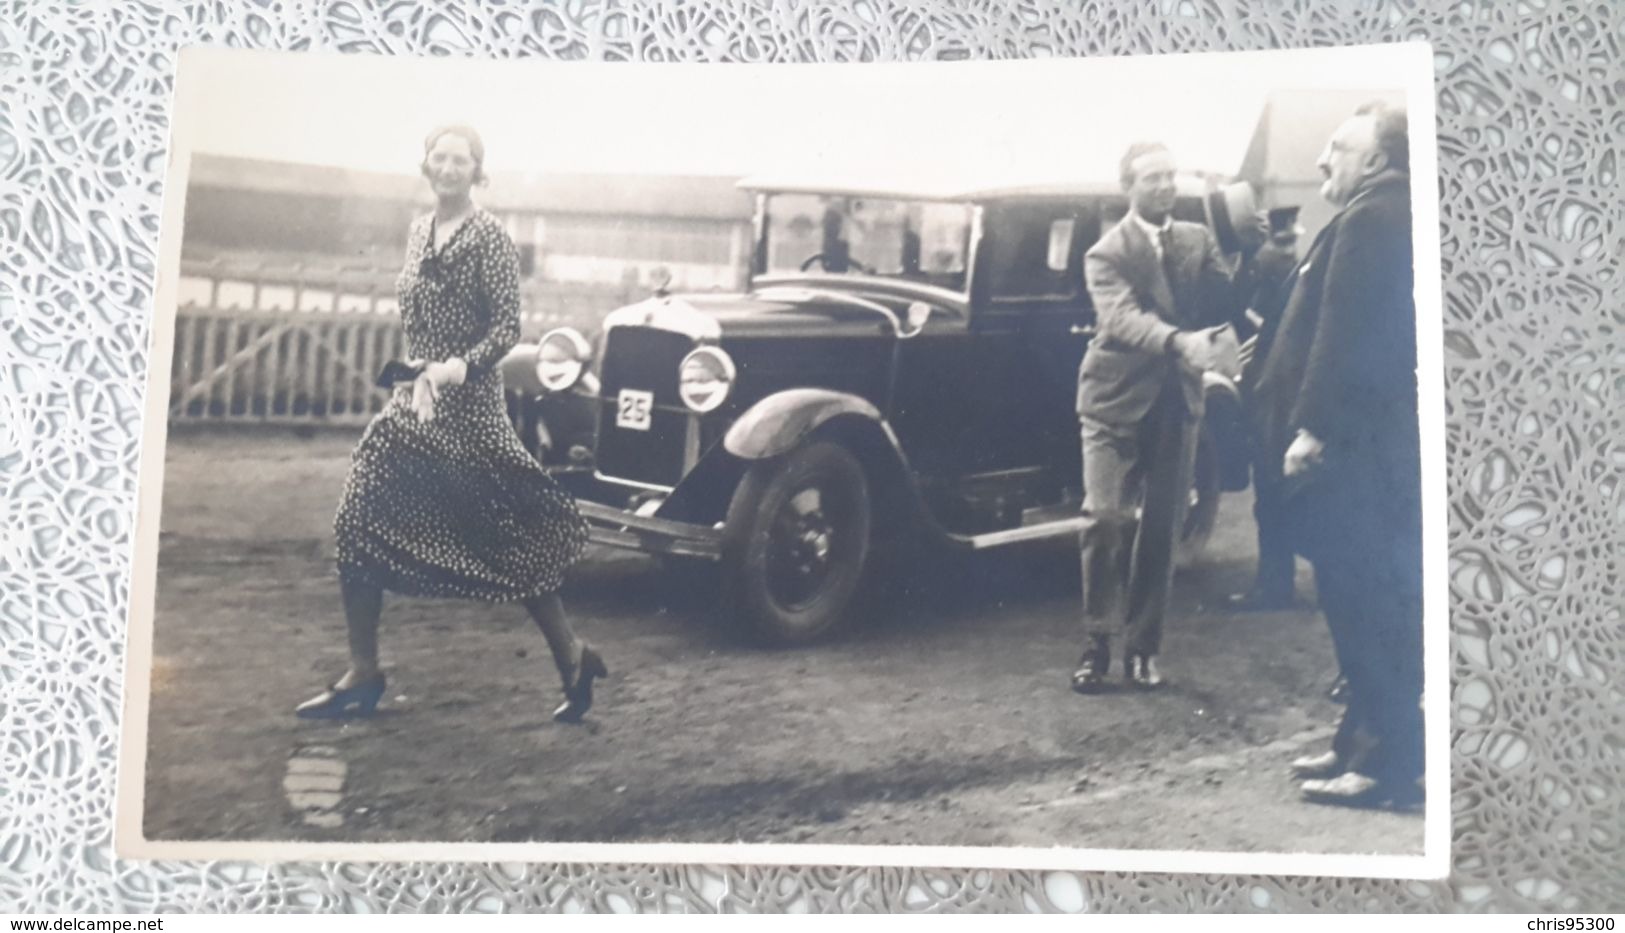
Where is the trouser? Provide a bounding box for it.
[1241,372,1296,599]
[1302,487,1425,784]
[1249,450,1297,598]
[1078,382,1199,658]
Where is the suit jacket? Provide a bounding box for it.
[1251,172,1420,535]
[1077,215,1240,424]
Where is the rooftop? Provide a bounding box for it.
[187,154,754,220]
[736,172,1220,203]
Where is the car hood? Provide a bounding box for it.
[603,276,965,340]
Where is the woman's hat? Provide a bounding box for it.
[1206,181,1260,255]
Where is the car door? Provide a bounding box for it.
[966,198,1104,497]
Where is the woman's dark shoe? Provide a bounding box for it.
[296,674,386,720]
[553,644,608,724]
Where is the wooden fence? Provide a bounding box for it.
[169,255,640,426]
[169,308,407,425]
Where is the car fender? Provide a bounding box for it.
[723,388,885,460]
[710,389,940,548]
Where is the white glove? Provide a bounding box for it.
[410,373,437,423]
[422,357,467,389]
[407,358,466,424]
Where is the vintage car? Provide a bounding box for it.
[500,175,1251,645]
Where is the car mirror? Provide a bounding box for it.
[901,301,932,338]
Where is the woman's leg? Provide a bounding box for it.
[523,591,581,680]
[296,577,386,716]
[335,576,384,688]
[525,592,606,722]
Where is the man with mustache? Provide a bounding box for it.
[1252,101,1425,808]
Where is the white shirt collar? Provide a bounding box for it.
[1130,209,1173,256]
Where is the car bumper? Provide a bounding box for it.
[576,500,724,560]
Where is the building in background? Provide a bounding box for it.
[180,154,755,335]
[1237,88,1408,243]
[180,85,1403,334]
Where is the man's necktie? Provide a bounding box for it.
[1158,227,1179,321]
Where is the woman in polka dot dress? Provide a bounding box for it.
[297,125,606,725]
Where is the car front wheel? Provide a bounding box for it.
[721,440,872,646]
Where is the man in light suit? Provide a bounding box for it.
[1252,102,1424,808]
[1072,142,1245,692]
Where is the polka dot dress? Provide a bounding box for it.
[334,208,588,601]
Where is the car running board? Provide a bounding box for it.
[577,500,725,560]
[950,502,1089,551]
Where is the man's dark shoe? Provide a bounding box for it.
[1326,675,1350,704]
[1071,640,1111,694]
[1300,772,1424,810]
[1290,749,1345,779]
[1224,586,1296,611]
[1125,653,1164,689]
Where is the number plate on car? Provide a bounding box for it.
[615,389,653,431]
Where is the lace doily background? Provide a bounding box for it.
[1,0,1620,914]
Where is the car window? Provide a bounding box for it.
[981,201,1099,303]
[1047,219,1075,271]
[763,194,973,290]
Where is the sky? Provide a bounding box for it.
[173,44,1423,186]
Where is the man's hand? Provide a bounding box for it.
[1172,330,1221,372]
[1172,326,1242,380]
[1283,429,1326,478]
[1238,333,1260,371]
[1236,210,1270,257]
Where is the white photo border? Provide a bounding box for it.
[117,41,1449,881]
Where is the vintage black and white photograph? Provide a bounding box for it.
[119,44,1446,875]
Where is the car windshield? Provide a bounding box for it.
[761,194,974,291]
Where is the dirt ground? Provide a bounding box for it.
[141,428,1424,856]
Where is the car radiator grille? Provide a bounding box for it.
[595,326,696,489]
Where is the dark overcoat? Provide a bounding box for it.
[1251,172,1421,550]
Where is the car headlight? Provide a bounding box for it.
[535,328,592,392]
[677,346,736,414]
